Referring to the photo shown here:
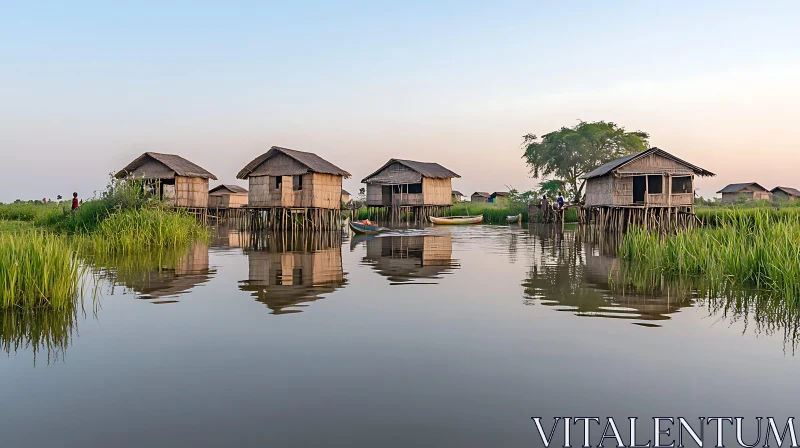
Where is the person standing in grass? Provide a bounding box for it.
[71,192,79,211]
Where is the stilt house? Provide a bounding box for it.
[582,147,714,211]
[115,152,217,208]
[717,183,771,203]
[208,184,248,208]
[771,186,800,201]
[237,146,350,210]
[362,159,460,207]
[471,192,490,203]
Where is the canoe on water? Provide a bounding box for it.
[429,215,483,225]
[350,221,386,234]
[506,213,522,224]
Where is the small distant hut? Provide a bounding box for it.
[341,189,352,204]
[489,192,509,204]
[362,159,460,222]
[717,183,771,203]
[582,147,714,230]
[208,184,248,209]
[236,146,351,230]
[451,190,465,202]
[115,152,217,210]
[771,186,800,201]
[471,192,490,203]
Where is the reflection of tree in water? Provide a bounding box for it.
[88,242,215,304]
[361,234,460,284]
[239,232,346,315]
[1,307,80,365]
[524,225,800,351]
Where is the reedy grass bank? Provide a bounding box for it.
[0,232,85,309]
[619,209,800,301]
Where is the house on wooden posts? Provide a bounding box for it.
[771,186,800,201]
[237,146,350,210]
[341,189,351,204]
[717,183,771,203]
[362,159,459,221]
[451,190,465,202]
[583,148,714,211]
[115,152,217,208]
[489,192,509,204]
[471,192,490,203]
[208,184,248,209]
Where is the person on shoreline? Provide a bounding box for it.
[72,192,79,211]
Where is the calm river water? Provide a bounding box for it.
[2,225,798,447]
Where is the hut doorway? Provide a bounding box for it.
[633,176,646,204]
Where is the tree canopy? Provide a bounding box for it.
[521,121,649,201]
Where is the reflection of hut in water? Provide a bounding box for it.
[522,227,695,325]
[239,234,346,314]
[122,242,214,303]
[211,225,250,249]
[362,235,459,284]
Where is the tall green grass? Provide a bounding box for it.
[0,232,84,309]
[80,207,209,255]
[619,208,800,301]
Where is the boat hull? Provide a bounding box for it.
[429,215,483,225]
[506,214,522,224]
[350,221,385,234]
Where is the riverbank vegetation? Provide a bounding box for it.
[619,208,800,301]
[0,179,209,310]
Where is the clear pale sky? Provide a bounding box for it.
[1,1,798,202]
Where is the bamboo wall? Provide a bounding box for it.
[366,177,451,206]
[174,176,209,208]
[422,177,453,205]
[772,190,798,201]
[721,190,772,203]
[584,150,701,208]
[209,192,248,208]
[248,173,342,209]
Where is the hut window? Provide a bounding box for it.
[407,183,423,194]
[647,175,663,194]
[274,176,282,190]
[293,175,303,191]
[671,176,692,194]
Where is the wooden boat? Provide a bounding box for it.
[349,221,386,235]
[429,215,483,225]
[506,213,522,224]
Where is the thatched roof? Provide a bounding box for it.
[209,184,248,195]
[491,192,509,198]
[115,152,217,180]
[582,147,714,180]
[451,190,464,196]
[237,146,350,179]
[341,189,351,196]
[771,186,800,197]
[362,159,460,183]
[472,192,491,197]
[717,182,768,194]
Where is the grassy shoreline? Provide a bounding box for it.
[0,183,208,310]
[619,208,800,301]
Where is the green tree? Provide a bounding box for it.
[521,121,649,201]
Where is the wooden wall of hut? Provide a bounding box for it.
[422,177,453,205]
[174,176,210,208]
[248,173,342,209]
[208,192,248,208]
